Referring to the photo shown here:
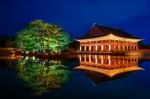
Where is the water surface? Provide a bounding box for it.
[0,54,150,99]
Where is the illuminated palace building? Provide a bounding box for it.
[75,55,143,77]
[76,24,142,53]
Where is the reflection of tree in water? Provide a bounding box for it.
[16,57,71,95]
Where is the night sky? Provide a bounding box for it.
[0,0,150,43]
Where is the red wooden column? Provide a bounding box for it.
[136,46,138,51]
[108,55,111,65]
[95,55,97,64]
[80,46,82,51]
[89,45,91,51]
[123,45,125,51]
[108,45,111,51]
[84,45,86,51]
[100,55,104,64]
[95,41,98,52]
[101,45,104,51]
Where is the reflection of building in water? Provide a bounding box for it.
[75,55,143,77]
[76,24,142,53]
[0,54,22,60]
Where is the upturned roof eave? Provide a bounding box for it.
[75,33,142,41]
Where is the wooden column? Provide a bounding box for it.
[108,55,111,65]
[108,45,111,51]
[95,55,97,64]
[80,46,82,51]
[118,45,120,51]
[101,45,104,51]
[123,45,125,51]
[85,46,86,51]
[95,41,98,51]
[89,46,91,51]
[100,55,104,64]
[89,55,91,63]
[136,46,138,51]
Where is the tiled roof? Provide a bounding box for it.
[78,24,140,39]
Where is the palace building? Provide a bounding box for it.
[75,55,143,77]
[76,24,142,53]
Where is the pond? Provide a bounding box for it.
[0,54,150,99]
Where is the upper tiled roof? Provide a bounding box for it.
[78,24,141,39]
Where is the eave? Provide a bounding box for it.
[75,34,143,42]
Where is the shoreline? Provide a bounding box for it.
[1,47,150,57]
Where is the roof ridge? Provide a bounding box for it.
[93,23,117,30]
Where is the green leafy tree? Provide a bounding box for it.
[15,20,71,54]
[15,20,44,52]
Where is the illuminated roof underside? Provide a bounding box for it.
[76,34,142,42]
[75,65,143,77]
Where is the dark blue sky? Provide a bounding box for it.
[0,0,150,43]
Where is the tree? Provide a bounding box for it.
[16,57,71,95]
[15,20,44,52]
[15,20,71,54]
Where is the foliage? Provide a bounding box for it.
[16,57,71,95]
[15,20,71,53]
